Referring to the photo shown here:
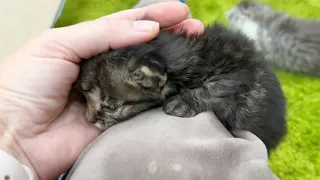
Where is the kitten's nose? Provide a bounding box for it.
[86,109,97,123]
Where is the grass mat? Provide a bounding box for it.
[55,1,320,179]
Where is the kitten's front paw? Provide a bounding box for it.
[163,97,197,117]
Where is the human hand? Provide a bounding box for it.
[0,2,204,180]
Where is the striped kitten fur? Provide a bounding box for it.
[226,1,320,77]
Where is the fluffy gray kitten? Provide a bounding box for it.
[226,1,320,77]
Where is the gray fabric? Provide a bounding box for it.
[65,108,280,180]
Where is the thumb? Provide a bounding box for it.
[27,19,160,63]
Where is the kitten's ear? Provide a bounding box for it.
[128,65,167,90]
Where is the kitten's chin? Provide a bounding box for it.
[94,121,108,130]
[93,118,117,130]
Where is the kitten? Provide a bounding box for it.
[226,0,320,77]
[74,23,287,152]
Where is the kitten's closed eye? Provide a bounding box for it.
[102,105,118,113]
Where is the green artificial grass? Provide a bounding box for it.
[55,1,320,179]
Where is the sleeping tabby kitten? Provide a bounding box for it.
[74,23,287,152]
[226,0,320,77]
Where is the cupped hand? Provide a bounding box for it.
[0,2,204,180]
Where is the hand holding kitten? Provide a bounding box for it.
[0,2,204,180]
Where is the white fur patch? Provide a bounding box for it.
[226,8,260,41]
[239,19,260,41]
[141,66,153,76]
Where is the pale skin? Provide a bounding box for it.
[0,2,204,180]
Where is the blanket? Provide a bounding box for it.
[65,108,279,180]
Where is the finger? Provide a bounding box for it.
[164,19,205,37]
[27,2,195,63]
[102,2,191,28]
[30,19,160,63]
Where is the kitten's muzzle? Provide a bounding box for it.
[86,111,117,130]
[94,116,118,130]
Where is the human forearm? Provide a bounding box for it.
[0,124,38,180]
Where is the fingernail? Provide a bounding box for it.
[134,21,159,32]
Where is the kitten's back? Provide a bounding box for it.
[226,1,320,77]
